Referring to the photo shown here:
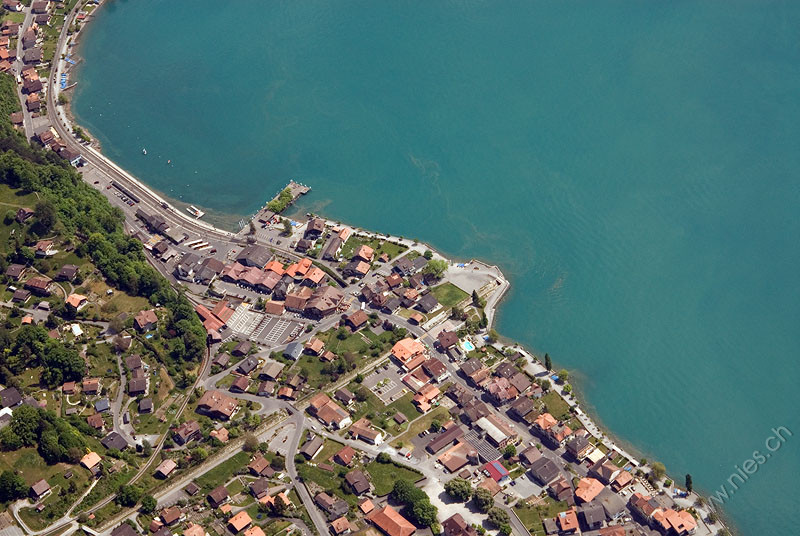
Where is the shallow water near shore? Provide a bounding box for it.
[73,1,800,533]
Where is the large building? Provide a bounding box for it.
[391,338,427,371]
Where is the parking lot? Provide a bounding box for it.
[268,422,296,456]
[227,305,303,346]
[363,362,408,404]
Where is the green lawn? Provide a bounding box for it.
[0,448,71,486]
[514,497,570,536]
[316,438,346,464]
[20,463,89,530]
[364,460,422,496]
[339,236,407,261]
[86,342,118,378]
[296,463,357,505]
[215,375,236,389]
[77,466,135,511]
[390,406,450,448]
[319,328,373,356]
[292,354,330,390]
[430,282,469,308]
[539,391,571,421]
[227,477,245,496]
[384,392,419,421]
[195,451,250,492]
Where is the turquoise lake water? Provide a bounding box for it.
[73,1,800,533]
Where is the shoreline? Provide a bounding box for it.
[55,4,733,536]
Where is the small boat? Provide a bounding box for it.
[186,205,205,219]
[142,148,147,155]
[167,159,171,164]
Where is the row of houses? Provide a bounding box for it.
[360,266,440,316]
[32,120,83,165]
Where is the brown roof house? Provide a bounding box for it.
[307,393,352,430]
[207,485,229,508]
[155,459,177,479]
[196,390,238,420]
[134,309,158,332]
[344,469,370,495]
[173,420,201,445]
[314,492,349,519]
[24,276,52,295]
[30,479,51,500]
[367,505,416,536]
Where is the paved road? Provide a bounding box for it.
[284,412,330,536]
[13,4,34,140]
[110,353,135,446]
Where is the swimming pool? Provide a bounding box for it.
[462,340,475,352]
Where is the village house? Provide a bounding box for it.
[315,492,349,519]
[460,358,490,387]
[127,377,146,396]
[210,427,229,443]
[101,432,128,451]
[29,479,51,500]
[228,511,252,533]
[237,355,259,375]
[25,92,41,111]
[80,451,102,472]
[24,276,52,295]
[5,263,26,280]
[299,435,324,459]
[412,383,441,412]
[138,398,153,413]
[173,420,201,445]
[134,309,158,332]
[248,454,275,478]
[367,505,416,536]
[207,485,229,508]
[349,417,384,445]
[330,517,351,536]
[344,469,370,495]
[307,393,352,429]
[343,259,370,278]
[334,445,355,466]
[55,264,79,281]
[11,288,30,303]
[585,461,619,490]
[304,337,325,356]
[3,0,22,12]
[31,1,49,14]
[196,390,238,420]
[529,457,561,486]
[566,436,595,461]
[575,477,605,504]
[422,357,449,382]
[257,381,274,396]
[249,478,270,499]
[334,388,355,406]
[259,361,284,381]
[416,293,439,313]
[86,413,104,430]
[305,286,344,318]
[82,377,100,395]
[442,513,478,536]
[391,337,427,372]
[160,506,182,526]
[345,310,369,331]
[546,422,574,447]
[155,458,178,478]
